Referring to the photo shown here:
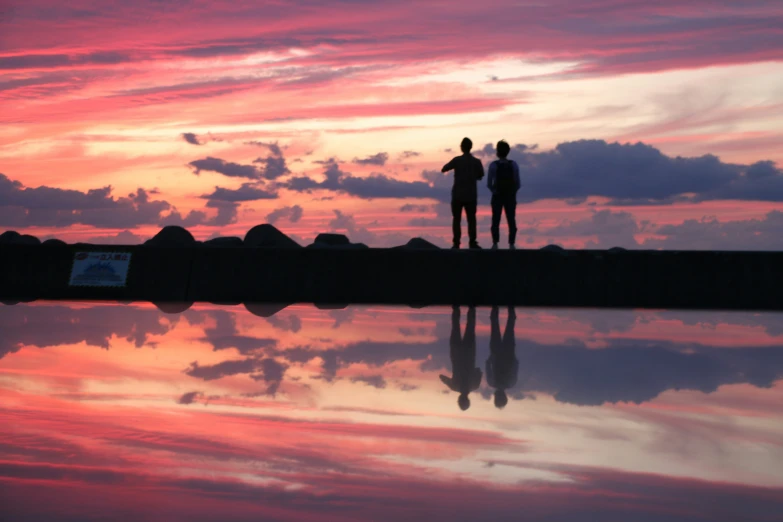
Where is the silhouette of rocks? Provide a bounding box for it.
[144,226,196,247]
[0,231,40,246]
[17,235,39,245]
[244,224,301,248]
[308,233,369,249]
[244,302,291,317]
[541,244,566,253]
[203,236,243,247]
[153,301,194,314]
[1,300,20,306]
[608,247,627,253]
[0,231,21,244]
[42,238,68,247]
[396,237,440,250]
[313,233,350,246]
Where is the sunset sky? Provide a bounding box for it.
[2,302,783,520]
[1,1,783,248]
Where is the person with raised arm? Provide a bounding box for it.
[442,138,485,249]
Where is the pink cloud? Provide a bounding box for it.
[1,458,781,521]
[1,1,779,114]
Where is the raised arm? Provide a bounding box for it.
[439,374,457,392]
[441,157,456,173]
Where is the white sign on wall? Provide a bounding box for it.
[69,252,132,287]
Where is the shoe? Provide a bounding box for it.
[469,243,482,250]
[509,244,516,250]
[491,243,498,250]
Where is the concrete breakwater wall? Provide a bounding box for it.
[1,226,782,310]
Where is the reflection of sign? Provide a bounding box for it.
[69,252,132,287]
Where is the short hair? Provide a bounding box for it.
[460,137,473,152]
[458,394,471,411]
[497,140,510,158]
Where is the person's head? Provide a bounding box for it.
[458,393,471,411]
[494,389,508,409]
[496,140,510,159]
[460,137,473,154]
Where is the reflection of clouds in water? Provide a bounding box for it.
[186,359,260,381]
[199,309,277,354]
[186,356,289,396]
[351,374,387,389]
[533,308,783,337]
[517,339,783,406]
[0,303,176,359]
[3,304,783,519]
[265,313,302,333]
[0,407,779,522]
[544,309,641,333]
[194,308,783,408]
[399,326,433,337]
[328,308,354,328]
[188,328,783,408]
[250,358,289,395]
[656,310,783,337]
[177,391,202,404]
[4,303,783,408]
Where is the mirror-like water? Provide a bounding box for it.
[2,302,783,521]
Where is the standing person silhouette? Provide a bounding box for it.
[486,305,518,409]
[487,140,521,250]
[442,138,485,249]
[440,305,482,410]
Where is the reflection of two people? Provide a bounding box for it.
[440,305,518,410]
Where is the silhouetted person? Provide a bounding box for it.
[486,305,518,409]
[440,305,482,410]
[487,140,521,250]
[442,138,485,249]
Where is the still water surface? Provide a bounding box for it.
[1,302,783,521]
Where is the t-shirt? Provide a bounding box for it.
[442,154,485,202]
